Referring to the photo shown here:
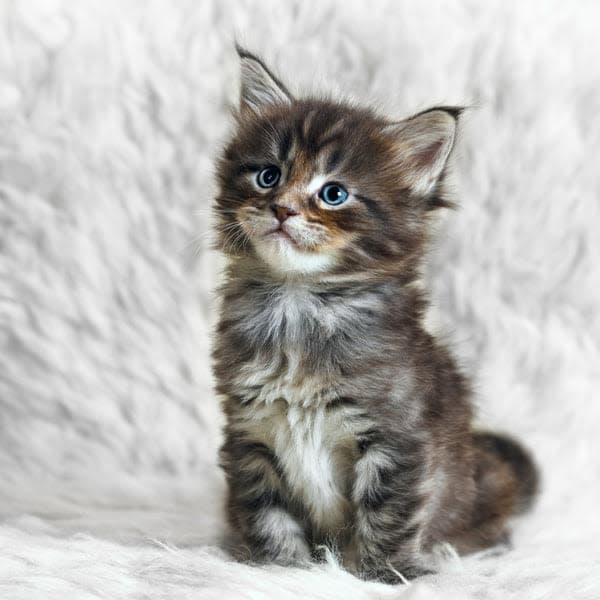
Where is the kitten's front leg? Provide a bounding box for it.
[352,429,431,583]
[221,434,311,566]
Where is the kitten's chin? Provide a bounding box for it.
[254,237,335,277]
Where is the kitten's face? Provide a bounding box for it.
[215,49,459,280]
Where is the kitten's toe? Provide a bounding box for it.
[270,538,312,567]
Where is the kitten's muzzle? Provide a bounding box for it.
[265,225,296,245]
[270,203,298,223]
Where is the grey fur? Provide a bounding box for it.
[213,47,538,583]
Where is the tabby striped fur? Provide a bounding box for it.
[213,47,538,583]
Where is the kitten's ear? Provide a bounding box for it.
[236,44,292,113]
[384,107,462,197]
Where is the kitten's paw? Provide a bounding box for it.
[249,507,312,567]
[264,535,312,567]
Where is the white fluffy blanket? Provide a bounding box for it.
[1,1,599,598]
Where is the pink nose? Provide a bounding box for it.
[271,204,298,223]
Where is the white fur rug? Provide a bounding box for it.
[1,1,599,598]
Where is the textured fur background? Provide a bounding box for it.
[1,1,599,598]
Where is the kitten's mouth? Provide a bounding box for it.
[266,226,297,246]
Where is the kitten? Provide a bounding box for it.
[213,46,538,583]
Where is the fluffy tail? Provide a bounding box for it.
[473,431,539,515]
[450,431,539,553]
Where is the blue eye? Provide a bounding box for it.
[256,166,281,188]
[319,183,349,206]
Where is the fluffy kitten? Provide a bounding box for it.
[213,46,538,583]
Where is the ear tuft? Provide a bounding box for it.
[385,107,462,197]
[236,45,292,113]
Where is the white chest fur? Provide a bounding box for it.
[241,399,356,531]
[233,351,339,407]
[224,284,370,530]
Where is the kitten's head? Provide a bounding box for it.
[215,46,460,281]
